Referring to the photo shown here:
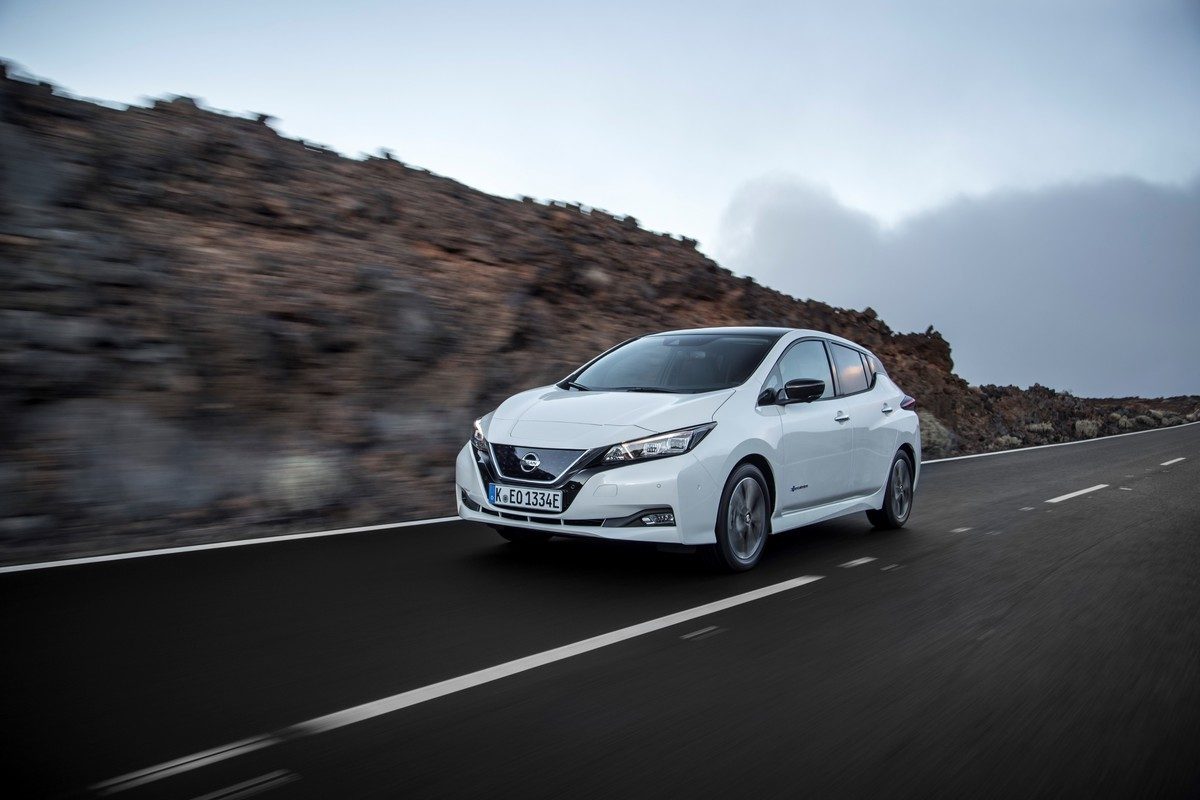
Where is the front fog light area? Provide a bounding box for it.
[610,507,678,528]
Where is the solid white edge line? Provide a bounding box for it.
[923,419,1200,464]
[1045,484,1109,504]
[1160,457,1186,466]
[0,517,461,575]
[91,575,823,793]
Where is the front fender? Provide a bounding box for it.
[691,408,783,512]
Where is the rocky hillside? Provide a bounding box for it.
[1,65,1196,562]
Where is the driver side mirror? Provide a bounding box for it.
[777,378,825,404]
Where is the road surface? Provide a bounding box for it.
[2,425,1198,799]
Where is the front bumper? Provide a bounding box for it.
[454,442,721,545]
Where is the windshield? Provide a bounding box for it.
[569,333,783,393]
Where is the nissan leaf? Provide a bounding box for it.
[456,327,920,571]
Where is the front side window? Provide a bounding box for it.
[830,343,870,394]
[764,339,835,399]
[572,333,782,394]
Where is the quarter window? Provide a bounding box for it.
[830,343,870,394]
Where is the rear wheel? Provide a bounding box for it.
[866,451,914,529]
[706,463,771,572]
[492,525,553,545]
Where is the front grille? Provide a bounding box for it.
[491,444,586,483]
[474,452,585,514]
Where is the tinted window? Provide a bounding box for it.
[573,333,781,393]
[830,343,870,394]
[766,340,834,400]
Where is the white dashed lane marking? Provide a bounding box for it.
[680,625,718,640]
[839,557,877,568]
[681,626,725,642]
[1045,484,1109,504]
[1161,457,1186,466]
[189,770,298,800]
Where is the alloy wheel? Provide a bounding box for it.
[726,476,767,561]
[890,458,913,521]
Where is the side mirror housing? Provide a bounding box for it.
[778,378,825,404]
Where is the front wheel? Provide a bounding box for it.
[705,463,771,572]
[492,525,553,545]
[866,451,914,529]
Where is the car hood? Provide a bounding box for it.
[487,386,734,449]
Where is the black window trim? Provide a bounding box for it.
[860,352,875,391]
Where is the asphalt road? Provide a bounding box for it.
[2,425,1198,799]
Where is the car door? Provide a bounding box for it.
[769,339,853,511]
[828,343,899,496]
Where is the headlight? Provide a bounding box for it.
[472,418,488,452]
[601,423,716,464]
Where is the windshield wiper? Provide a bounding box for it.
[560,380,591,391]
[610,386,682,393]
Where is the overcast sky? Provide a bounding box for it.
[2,0,1197,396]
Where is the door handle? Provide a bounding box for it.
[881,404,894,414]
[834,411,850,423]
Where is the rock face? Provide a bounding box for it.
[1,66,1197,561]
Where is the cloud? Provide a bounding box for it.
[716,175,1200,398]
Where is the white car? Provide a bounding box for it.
[456,327,920,571]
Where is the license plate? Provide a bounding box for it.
[488,483,563,513]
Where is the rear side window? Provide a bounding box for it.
[830,343,870,394]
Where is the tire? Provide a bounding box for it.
[866,451,915,529]
[705,463,771,572]
[492,525,553,545]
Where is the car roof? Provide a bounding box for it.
[647,326,875,354]
[650,326,794,337]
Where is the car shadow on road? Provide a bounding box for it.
[461,515,904,586]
